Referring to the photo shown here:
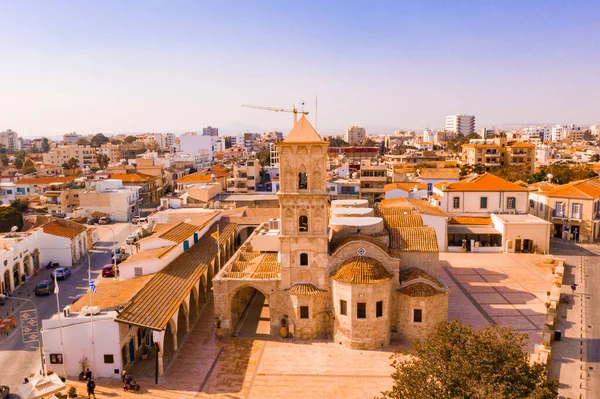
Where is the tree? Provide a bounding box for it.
[224,136,232,149]
[66,157,79,170]
[489,165,527,182]
[379,140,388,155]
[328,137,350,147]
[76,138,90,146]
[583,129,594,142]
[13,151,26,169]
[0,154,8,166]
[96,154,110,169]
[41,137,50,152]
[124,135,138,144]
[10,198,29,213]
[379,321,558,399]
[257,148,271,166]
[110,138,123,145]
[447,132,480,153]
[0,206,23,232]
[460,163,487,177]
[362,138,377,147]
[591,154,600,162]
[21,159,37,175]
[529,162,597,185]
[188,166,197,174]
[90,133,110,147]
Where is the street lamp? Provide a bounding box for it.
[0,294,46,376]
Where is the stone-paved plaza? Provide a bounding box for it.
[64,252,554,398]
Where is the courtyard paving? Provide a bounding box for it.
[63,252,554,398]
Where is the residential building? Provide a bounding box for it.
[78,179,140,221]
[109,173,159,204]
[98,142,120,163]
[344,126,366,145]
[179,132,215,161]
[430,173,528,216]
[327,176,360,200]
[461,137,535,174]
[551,124,583,143]
[384,150,446,166]
[202,126,219,136]
[359,159,387,204]
[522,125,551,141]
[24,217,90,266]
[480,127,495,138]
[14,176,76,198]
[226,159,261,193]
[164,132,177,152]
[527,178,600,242]
[63,132,82,145]
[43,145,98,169]
[0,180,16,205]
[328,147,379,163]
[0,129,21,152]
[445,114,475,135]
[269,142,279,167]
[384,183,428,200]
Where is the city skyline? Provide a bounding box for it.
[1,1,599,136]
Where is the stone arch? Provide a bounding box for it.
[189,286,199,322]
[285,208,294,234]
[12,262,21,287]
[296,145,308,155]
[176,301,189,346]
[2,269,10,292]
[298,210,309,233]
[284,165,294,192]
[229,284,271,337]
[329,240,398,277]
[300,252,309,266]
[199,274,207,303]
[298,164,308,190]
[311,168,321,191]
[163,317,177,367]
[23,255,32,277]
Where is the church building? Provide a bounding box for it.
[214,116,449,348]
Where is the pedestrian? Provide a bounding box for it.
[86,377,96,399]
[22,377,29,384]
[85,368,92,381]
[571,283,577,294]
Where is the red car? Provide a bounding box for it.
[102,264,115,277]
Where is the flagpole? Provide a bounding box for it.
[87,254,97,378]
[217,223,221,268]
[54,274,67,377]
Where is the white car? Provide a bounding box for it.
[126,235,137,245]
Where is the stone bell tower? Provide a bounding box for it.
[276,116,329,288]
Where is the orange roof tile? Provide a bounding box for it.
[442,173,526,192]
[120,247,173,265]
[110,173,155,183]
[419,168,460,179]
[546,179,600,199]
[42,220,86,239]
[378,197,448,217]
[70,274,155,312]
[159,222,200,243]
[17,176,75,185]
[332,257,392,284]
[384,183,428,193]
[448,216,493,225]
[176,172,212,184]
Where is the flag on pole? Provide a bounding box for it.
[89,279,96,294]
[54,274,59,294]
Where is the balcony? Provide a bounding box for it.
[484,152,500,157]
[484,162,501,167]
[510,152,528,157]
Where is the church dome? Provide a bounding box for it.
[332,256,392,285]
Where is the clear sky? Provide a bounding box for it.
[1,1,599,136]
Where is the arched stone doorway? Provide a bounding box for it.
[189,287,199,323]
[2,269,10,293]
[236,226,256,246]
[23,256,32,277]
[230,286,271,338]
[13,263,21,288]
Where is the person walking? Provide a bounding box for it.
[85,368,92,381]
[86,378,97,399]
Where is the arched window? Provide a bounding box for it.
[300,253,308,266]
[298,172,307,190]
[299,215,308,232]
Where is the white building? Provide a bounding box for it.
[179,133,214,161]
[164,133,177,152]
[480,127,495,138]
[551,124,584,142]
[344,126,366,145]
[0,180,16,205]
[213,136,226,153]
[78,179,140,222]
[0,129,21,152]
[63,132,82,145]
[269,142,279,167]
[445,114,475,135]
[522,125,551,141]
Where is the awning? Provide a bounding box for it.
[448,225,500,235]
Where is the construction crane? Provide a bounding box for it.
[241,103,309,124]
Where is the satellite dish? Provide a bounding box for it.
[214,201,221,209]
[10,226,18,232]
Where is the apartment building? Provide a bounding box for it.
[0,129,21,152]
[63,132,82,145]
[522,125,551,141]
[164,133,177,152]
[551,124,584,143]
[14,176,76,197]
[109,173,159,204]
[480,127,495,138]
[461,137,535,174]
[202,126,219,136]
[327,176,360,200]
[78,179,140,221]
[179,132,215,160]
[226,159,261,193]
[445,114,475,135]
[527,179,600,242]
[43,145,98,169]
[344,126,366,145]
[359,159,387,204]
[97,142,120,163]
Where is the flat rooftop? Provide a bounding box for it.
[492,213,552,224]
[329,216,382,227]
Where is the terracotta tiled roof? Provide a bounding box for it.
[109,173,155,183]
[378,198,448,217]
[383,214,424,228]
[398,283,445,297]
[115,222,236,330]
[332,256,392,285]
[545,179,600,199]
[509,142,536,148]
[285,283,327,296]
[120,247,173,265]
[398,268,447,297]
[384,183,428,193]
[330,234,391,255]
[42,220,86,239]
[448,216,493,225]
[389,227,438,252]
[441,173,527,192]
[419,168,460,179]
[176,172,212,184]
[16,176,75,185]
[70,274,155,312]
[401,268,444,287]
[222,251,281,279]
[159,222,200,243]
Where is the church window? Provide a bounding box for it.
[340,300,347,316]
[357,302,366,319]
[300,253,308,266]
[376,301,383,318]
[298,172,308,190]
[300,306,309,319]
[413,309,423,323]
[299,215,308,232]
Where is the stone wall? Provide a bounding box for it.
[283,291,331,339]
[400,251,440,277]
[332,280,392,349]
[394,291,448,342]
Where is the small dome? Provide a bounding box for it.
[333,256,392,285]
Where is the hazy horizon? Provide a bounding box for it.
[1,1,599,137]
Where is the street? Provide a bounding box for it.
[0,222,131,394]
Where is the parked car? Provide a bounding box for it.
[102,264,116,277]
[126,235,137,245]
[53,213,66,218]
[131,216,147,225]
[34,279,56,296]
[0,385,9,399]
[112,252,129,264]
[53,267,71,280]
[98,217,112,224]
[87,218,99,225]
[71,293,86,304]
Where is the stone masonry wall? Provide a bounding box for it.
[394,291,448,342]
